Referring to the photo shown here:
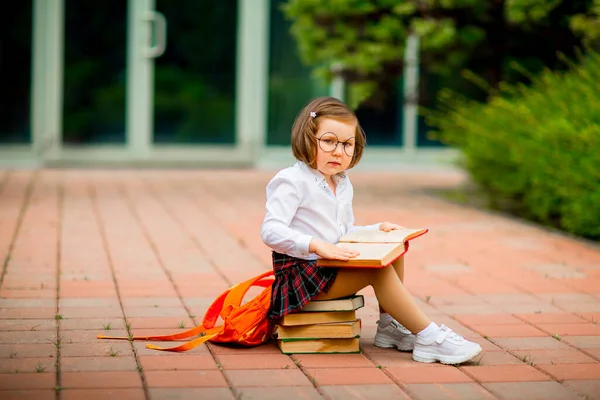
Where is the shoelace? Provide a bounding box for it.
[435,324,465,344]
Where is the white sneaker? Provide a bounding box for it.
[412,324,482,364]
[374,320,416,351]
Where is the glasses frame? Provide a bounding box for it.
[316,132,357,157]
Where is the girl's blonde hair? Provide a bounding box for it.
[291,96,366,169]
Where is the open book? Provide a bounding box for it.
[317,228,428,268]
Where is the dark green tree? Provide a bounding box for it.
[282,0,594,108]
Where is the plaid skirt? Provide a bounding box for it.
[268,252,338,319]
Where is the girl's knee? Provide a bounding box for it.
[371,264,396,284]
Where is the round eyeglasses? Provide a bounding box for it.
[316,133,356,157]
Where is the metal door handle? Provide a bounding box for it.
[143,10,167,58]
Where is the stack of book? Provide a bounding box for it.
[275,295,364,354]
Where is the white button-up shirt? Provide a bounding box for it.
[261,161,380,260]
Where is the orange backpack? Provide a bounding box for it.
[98,270,275,351]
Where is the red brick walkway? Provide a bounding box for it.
[1,169,599,400]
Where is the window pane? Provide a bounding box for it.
[0,1,32,144]
[62,0,126,144]
[153,0,237,144]
[354,71,445,148]
[267,0,329,146]
[354,79,404,146]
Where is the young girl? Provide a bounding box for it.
[261,96,481,364]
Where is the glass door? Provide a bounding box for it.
[0,1,33,144]
[152,0,237,145]
[62,0,127,145]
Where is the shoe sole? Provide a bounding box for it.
[412,346,482,364]
[373,338,414,352]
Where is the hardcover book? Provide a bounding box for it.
[317,228,428,268]
[300,295,364,312]
[277,337,360,354]
[277,320,361,340]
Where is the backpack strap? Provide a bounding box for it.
[97,270,275,352]
[204,270,274,326]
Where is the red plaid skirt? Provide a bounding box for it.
[268,252,338,319]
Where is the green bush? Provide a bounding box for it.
[426,52,600,240]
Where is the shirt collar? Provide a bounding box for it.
[297,161,348,186]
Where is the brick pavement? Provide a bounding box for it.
[0,169,599,400]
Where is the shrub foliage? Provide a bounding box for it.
[426,52,600,240]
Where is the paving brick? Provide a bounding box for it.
[365,351,429,367]
[511,349,597,365]
[0,299,57,308]
[59,298,121,308]
[0,390,55,400]
[291,353,373,368]
[462,351,522,366]
[562,380,600,400]
[0,319,56,332]
[125,316,195,329]
[584,348,600,359]
[538,363,600,381]
[60,389,146,400]
[405,383,495,400]
[0,308,57,319]
[148,388,236,400]
[305,367,393,385]
[236,387,323,400]
[460,365,551,382]
[0,344,56,358]
[490,337,571,351]
[483,381,582,400]
[534,323,600,336]
[562,336,600,349]
[60,342,133,358]
[224,369,311,387]
[453,314,524,327]
[515,313,587,324]
[61,371,143,389]
[0,331,58,345]
[0,289,56,299]
[472,324,547,338]
[576,312,600,324]
[0,373,56,390]
[133,341,210,356]
[0,357,56,374]
[63,329,129,343]
[386,365,473,384]
[217,354,297,370]
[60,318,126,331]
[321,384,411,399]
[60,356,137,372]
[139,355,219,370]
[145,370,228,388]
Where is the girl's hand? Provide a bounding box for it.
[310,238,360,261]
[379,222,405,232]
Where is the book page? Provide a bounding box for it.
[317,242,406,268]
[339,228,428,243]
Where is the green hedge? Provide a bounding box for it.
[426,52,600,240]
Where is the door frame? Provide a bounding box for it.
[27,0,269,167]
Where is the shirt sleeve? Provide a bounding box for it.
[261,175,314,258]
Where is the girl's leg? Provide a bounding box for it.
[379,257,404,314]
[313,264,429,333]
[314,264,483,365]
